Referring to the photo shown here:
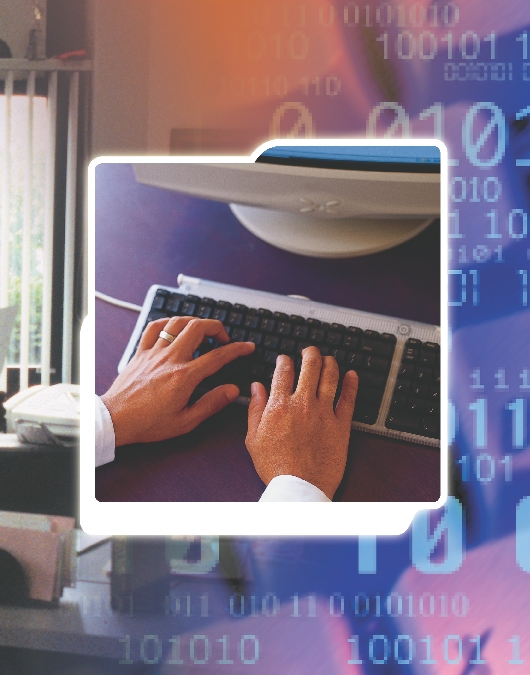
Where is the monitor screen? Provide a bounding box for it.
[257,145,441,173]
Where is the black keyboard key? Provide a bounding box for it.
[346,326,363,336]
[273,311,289,320]
[386,411,423,433]
[411,384,429,398]
[212,308,227,322]
[360,339,394,357]
[408,398,426,415]
[309,328,325,343]
[257,308,272,317]
[264,350,279,365]
[181,301,197,316]
[280,339,296,354]
[217,301,232,310]
[228,311,243,326]
[391,394,409,409]
[326,331,342,346]
[290,314,305,323]
[415,367,433,382]
[197,305,212,318]
[293,324,308,339]
[306,318,321,327]
[380,333,397,343]
[422,420,440,439]
[248,331,263,345]
[364,355,390,373]
[296,342,312,354]
[244,314,259,329]
[147,310,166,322]
[406,338,422,348]
[357,386,384,405]
[329,348,346,364]
[343,334,359,349]
[397,363,416,379]
[423,341,439,351]
[364,330,380,340]
[166,293,186,313]
[330,323,345,332]
[264,335,279,349]
[152,293,168,310]
[277,321,292,336]
[394,380,411,395]
[186,294,201,303]
[234,303,248,312]
[347,352,364,368]
[419,351,437,366]
[261,318,276,333]
[402,347,419,363]
[231,328,248,342]
[201,297,216,306]
[353,405,379,425]
[357,372,386,389]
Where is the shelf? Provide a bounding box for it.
[0,58,92,72]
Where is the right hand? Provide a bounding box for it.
[245,347,359,500]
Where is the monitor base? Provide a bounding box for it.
[230,204,434,258]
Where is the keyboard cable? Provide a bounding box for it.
[95,291,142,313]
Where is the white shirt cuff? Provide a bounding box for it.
[259,475,331,502]
[95,396,116,467]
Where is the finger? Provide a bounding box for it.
[179,384,240,433]
[190,341,256,381]
[173,318,231,359]
[270,354,295,399]
[317,356,340,403]
[296,346,322,397]
[137,318,174,350]
[246,381,268,444]
[153,316,196,349]
[335,370,359,426]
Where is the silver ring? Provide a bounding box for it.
[159,330,176,344]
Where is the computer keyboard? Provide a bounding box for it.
[118,275,441,447]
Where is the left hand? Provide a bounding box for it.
[101,316,255,447]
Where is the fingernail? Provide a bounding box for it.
[246,341,256,348]
[251,382,257,396]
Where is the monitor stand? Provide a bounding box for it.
[230,204,434,258]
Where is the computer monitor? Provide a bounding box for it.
[133,141,442,257]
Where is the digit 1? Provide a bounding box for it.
[469,635,486,664]
[486,209,501,238]
[506,399,526,449]
[168,636,184,665]
[483,32,496,59]
[516,32,528,60]
[449,210,463,238]
[376,33,389,59]
[469,398,487,449]
[216,635,234,664]
[520,369,530,389]
[348,635,363,664]
[499,454,513,481]
[119,635,134,665]
[307,594,317,617]
[291,593,300,617]
[517,270,528,306]
[456,454,469,481]
[200,594,209,617]
[418,103,443,138]
[509,635,524,664]
[494,245,504,262]
[420,635,438,664]
[494,368,508,389]
[469,176,480,202]
[441,32,454,59]
[470,270,480,305]
[470,368,484,389]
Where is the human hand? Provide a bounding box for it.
[101,317,255,447]
[245,347,359,500]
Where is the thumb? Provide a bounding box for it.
[181,384,240,432]
[246,381,268,444]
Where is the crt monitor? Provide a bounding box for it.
[133,142,441,257]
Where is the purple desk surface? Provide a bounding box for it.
[95,163,440,502]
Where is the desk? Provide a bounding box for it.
[95,163,440,502]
